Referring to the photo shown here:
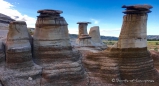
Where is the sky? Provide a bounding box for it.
[0,0,159,37]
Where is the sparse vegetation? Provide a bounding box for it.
[154,47,158,51]
[102,40,117,47]
[147,41,159,50]
[156,42,159,45]
[103,40,159,50]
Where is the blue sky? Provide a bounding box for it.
[0,0,159,37]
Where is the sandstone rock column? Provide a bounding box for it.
[77,22,90,38]
[76,22,95,47]
[89,26,107,48]
[1,21,42,86]
[117,5,151,48]
[33,9,87,85]
[104,5,159,86]
[6,21,34,68]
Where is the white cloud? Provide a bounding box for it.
[91,18,99,24]
[68,28,78,34]
[0,0,36,28]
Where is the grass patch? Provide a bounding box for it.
[103,40,159,50]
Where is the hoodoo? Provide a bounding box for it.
[89,26,107,48]
[0,21,42,86]
[84,4,159,86]
[76,22,95,47]
[33,9,87,85]
[6,21,34,68]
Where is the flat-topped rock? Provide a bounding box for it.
[37,9,63,14]
[122,4,153,14]
[122,4,153,10]
[10,21,26,24]
[77,22,91,24]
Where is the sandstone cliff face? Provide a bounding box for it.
[33,9,87,85]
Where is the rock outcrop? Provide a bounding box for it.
[0,21,42,86]
[84,4,159,86]
[0,13,15,24]
[33,9,87,85]
[0,13,15,39]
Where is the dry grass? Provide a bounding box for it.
[103,40,159,51]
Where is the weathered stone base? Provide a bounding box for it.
[0,51,5,64]
[83,47,159,86]
[33,46,88,85]
[0,63,42,86]
[6,50,34,69]
[76,39,95,47]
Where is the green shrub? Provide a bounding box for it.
[156,42,159,45]
[154,47,158,51]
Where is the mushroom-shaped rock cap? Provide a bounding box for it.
[10,21,26,25]
[37,9,63,14]
[122,4,153,14]
[77,22,91,24]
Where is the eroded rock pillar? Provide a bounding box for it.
[84,5,159,86]
[33,9,87,85]
[89,26,107,48]
[1,21,42,86]
[6,21,34,68]
[117,5,150,48]
[76,22,95,47]
[103,5,159,86]
[77,22,90,38]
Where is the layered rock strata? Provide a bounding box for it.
[150,50,159,71]
[89,26,107,48]
[84,5,159,86]
[0,13,15,38]
[0,21,42,86]
[33,9,87,85]
[76,22,95,47]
